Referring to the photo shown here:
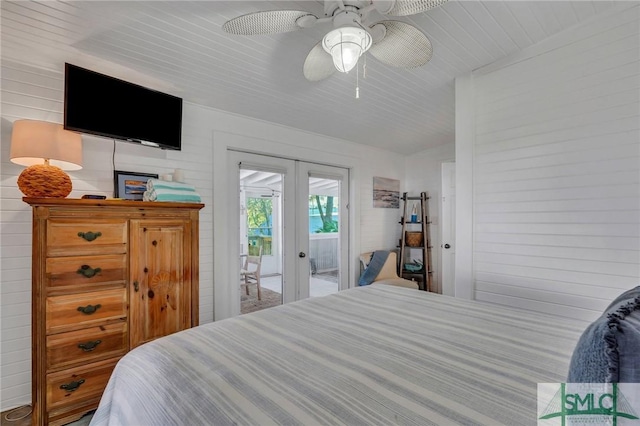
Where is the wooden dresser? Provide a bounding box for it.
[25,198,204,425]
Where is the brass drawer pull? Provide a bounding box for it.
[60,379,85,392]
[77,304,101,315]
[77,340,102,352]
[76,265,102,278]
[77,231,102,242]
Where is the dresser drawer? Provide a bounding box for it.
[46,289,127,334]
[47,220,127,256]
[47,323,128,370]
[47,254,127,290]
[47,358,118,410]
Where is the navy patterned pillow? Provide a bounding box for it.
[567,286,640,383]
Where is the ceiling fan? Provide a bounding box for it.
[222,0,448,82]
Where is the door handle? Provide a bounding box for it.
[444,244,451,249]
[298,252,306,258]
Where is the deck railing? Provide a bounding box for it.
[246,233,338,274]
[247,235,272,256]
[309,233,338,273]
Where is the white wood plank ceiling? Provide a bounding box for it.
[0,1,626,155]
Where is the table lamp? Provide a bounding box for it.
[10,120,83,198]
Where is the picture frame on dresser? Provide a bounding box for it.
[113,170,158,200]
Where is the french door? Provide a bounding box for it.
[229,151,349,311]
[297,162,349,300]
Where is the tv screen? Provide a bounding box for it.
[64,63,182,150]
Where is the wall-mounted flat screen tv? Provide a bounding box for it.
[64,63,182,150]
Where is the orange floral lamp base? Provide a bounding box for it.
[17,164,72,198]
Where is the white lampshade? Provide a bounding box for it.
[322,26,372,73]
[10,120,82,170]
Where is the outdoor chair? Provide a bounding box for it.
[241,247,263,300]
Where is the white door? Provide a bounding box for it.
[231,152,295,311]
[297,162,350,299]
[441,162,456,296]
[230,151,349,311]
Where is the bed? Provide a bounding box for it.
[90,284,589,426]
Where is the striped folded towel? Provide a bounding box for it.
[146,178,197,192]
[143,189,201,203]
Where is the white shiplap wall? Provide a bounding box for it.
[1,59,408,411]
[471,6,640,321]
[0,60,215,410]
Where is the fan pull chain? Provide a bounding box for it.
[356,60,360,99]
[363,54,367,79]
[355,54,368,98]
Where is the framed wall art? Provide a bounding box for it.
[114,170,158,200]
[373,177,400,208]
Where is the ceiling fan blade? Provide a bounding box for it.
[369,21,432,68]
[303,42,336,82]
[385,0,448,16]
[223,10,316,35]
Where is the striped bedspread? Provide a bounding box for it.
[90,285,588,426]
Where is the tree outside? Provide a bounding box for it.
[246,197,272,255]
[310,195,338,233]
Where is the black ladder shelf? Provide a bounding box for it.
[398,192,432,291]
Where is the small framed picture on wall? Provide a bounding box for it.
[113,170,158,200]
[372,176,400,208]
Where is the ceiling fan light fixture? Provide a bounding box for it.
[322,26,372,73]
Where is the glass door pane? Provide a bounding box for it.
[308,180,340,297]
[239,168,284,314]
